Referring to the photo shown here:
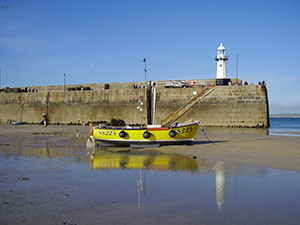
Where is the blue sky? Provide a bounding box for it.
[0,0,299,114]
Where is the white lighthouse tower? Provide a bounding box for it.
[215,43,228,79]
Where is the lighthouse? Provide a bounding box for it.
[215,43,228,79]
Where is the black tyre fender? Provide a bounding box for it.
[169,130,177,138]
[119,130,127,138]
[143,131,151,139]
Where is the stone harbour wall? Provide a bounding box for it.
[0,79,269,127]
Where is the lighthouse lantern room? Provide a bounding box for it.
[215,43,228,79]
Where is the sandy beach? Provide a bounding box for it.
[1,124,299,172]
[1,123,300,225]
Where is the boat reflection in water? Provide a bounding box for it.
[87,148,227,209]
[88,149,199,172]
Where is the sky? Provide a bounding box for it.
[0,0,299,114]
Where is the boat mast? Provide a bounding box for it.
[152,87,156,125]
[137,99,143,128]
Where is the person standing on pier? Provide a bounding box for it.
[42,113,48,127]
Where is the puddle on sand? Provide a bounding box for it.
[0,134,300,225]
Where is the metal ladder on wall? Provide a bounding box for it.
[161,87,215,126]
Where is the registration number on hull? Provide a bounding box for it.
[97,130,116,136]
[175,126,193,134]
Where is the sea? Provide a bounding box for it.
[269,117,300,136]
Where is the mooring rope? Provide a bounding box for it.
[197,121,215,145]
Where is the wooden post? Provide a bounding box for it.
[89,123,93,136]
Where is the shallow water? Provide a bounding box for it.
[0,133,300,225]
[269,117,300,136]
[204,118,300,137]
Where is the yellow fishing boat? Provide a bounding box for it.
[87,77,209,148]
[90,121,200,148]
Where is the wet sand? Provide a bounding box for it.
[169,129,300,173]
[1,124,300,224]
[1,124,300,172]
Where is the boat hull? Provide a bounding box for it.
[93,121,199,148]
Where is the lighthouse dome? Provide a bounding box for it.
[217,43,225,50]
